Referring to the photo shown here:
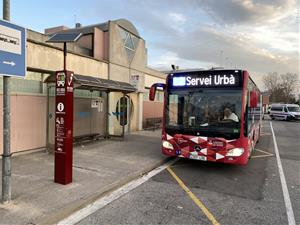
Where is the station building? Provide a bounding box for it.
[0,19,165,154]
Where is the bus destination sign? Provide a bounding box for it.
[172,71,241,88]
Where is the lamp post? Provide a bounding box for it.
[47,33,82,184]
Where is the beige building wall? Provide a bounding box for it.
[129,38,147,72]
[144,74,166,88]
[108,21,148,84]
[108,92,122,135]
[93,28,105,61]
[0,94,47,154]
[27,41,108,79]
[109,64,130,83]
[107,20,167,133]
[128,93,138,131]
[109,22,129,71]
[108,92,138,135]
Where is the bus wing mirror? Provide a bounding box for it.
[250,91,258,108]
[149,83,166,101]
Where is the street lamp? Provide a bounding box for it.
[46,32,82,185]
[47,33,82,70]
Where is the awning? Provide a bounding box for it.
[44,74,136,93]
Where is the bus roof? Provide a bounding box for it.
[168,69,243,75]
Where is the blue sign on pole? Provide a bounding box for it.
[0,19,26,77]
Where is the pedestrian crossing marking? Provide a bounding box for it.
[252,148,274,159]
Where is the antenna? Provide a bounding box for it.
[74,14,77,25]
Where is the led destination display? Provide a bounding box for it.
[171,71,242,88]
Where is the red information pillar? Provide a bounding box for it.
[54,70,74,184]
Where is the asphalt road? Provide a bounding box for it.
[77,120,299,225]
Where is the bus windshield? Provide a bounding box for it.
[166,89,243,139]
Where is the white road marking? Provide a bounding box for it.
[270,122,296,225]
[254,148,273,156]
[57,158,178,225]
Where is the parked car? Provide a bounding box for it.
[269,103,300,121]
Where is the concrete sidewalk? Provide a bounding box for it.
[0,130,167,225]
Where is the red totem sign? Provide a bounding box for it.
[54,70,74,184]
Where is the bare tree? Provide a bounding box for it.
[263,72,299,103]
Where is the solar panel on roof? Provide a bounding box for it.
[46,33,82,43]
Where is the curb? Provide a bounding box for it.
[34,157,171,225]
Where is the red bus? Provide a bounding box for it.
[149,69,262,165]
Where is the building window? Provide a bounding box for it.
[117,26,139,63]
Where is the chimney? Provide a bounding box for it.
[76,23,82,28]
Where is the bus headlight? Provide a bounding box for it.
[226,148,244,157]
[162,140,174,150]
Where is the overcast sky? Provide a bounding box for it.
[1,0,299,88]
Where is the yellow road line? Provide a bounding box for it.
[167,167,220,225]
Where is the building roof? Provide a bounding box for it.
[44,74,136,93]
[50,19,140,38]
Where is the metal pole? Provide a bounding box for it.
[105,91,109,138]
[127,95,130,134]
[63,42,67,71]
[45,85,50,153]
[90,91,92,135]
[2,0,11,204]
[122,93,125,138]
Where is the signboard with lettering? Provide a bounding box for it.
[54,70,74,185]
[170,70,242,89]
[130,75,139,88]
[0,19,26,77]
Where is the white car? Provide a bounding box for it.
[269,103,300,121]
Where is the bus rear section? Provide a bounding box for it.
[149,69,262,165]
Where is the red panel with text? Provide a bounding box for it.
[54,70,74,184]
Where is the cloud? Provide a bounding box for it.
[194,0,296,24]
[72,0,300,82]
[167,13,187,32]
[151,25,298,74]
[149,51,211,71]
[168,13,186,24]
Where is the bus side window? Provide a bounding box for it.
[243,104,248,137]
[284,107,288,113]
[243,93,249,137]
